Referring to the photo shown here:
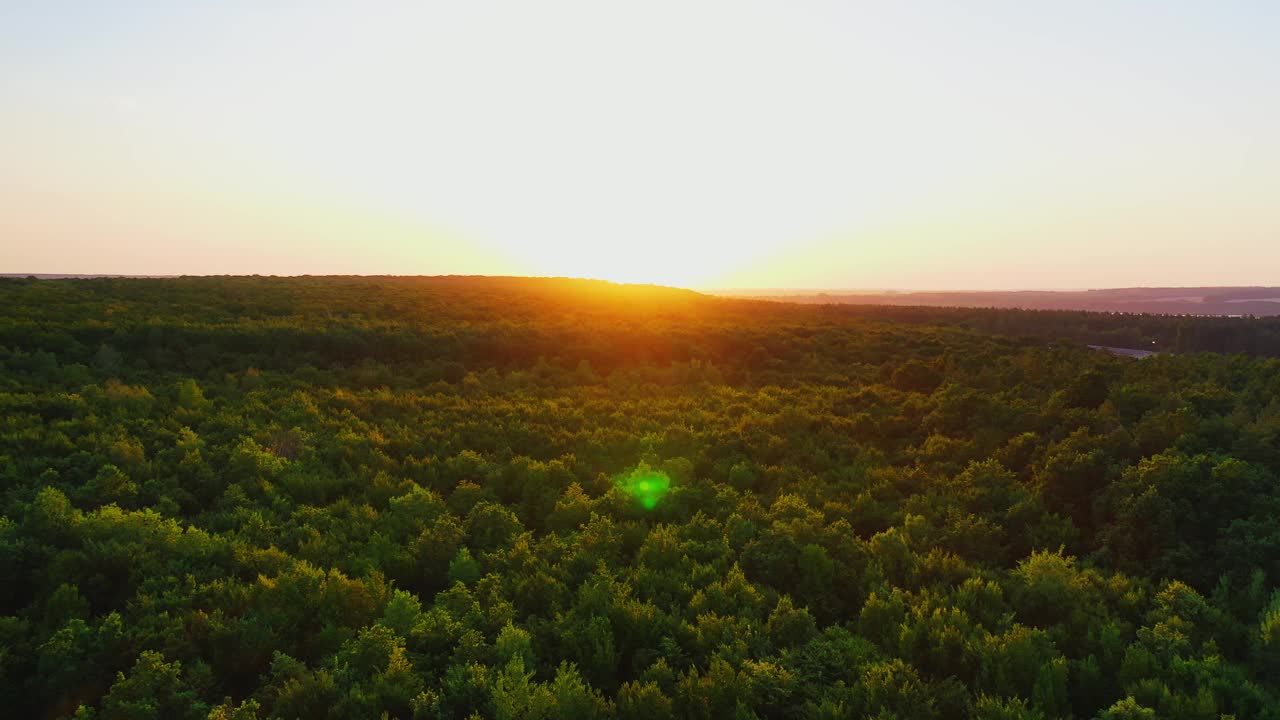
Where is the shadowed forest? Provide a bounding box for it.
[2,276,1280,719]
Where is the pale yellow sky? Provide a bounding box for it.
[2,1,1277,289]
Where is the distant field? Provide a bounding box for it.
[708,286,1280,317]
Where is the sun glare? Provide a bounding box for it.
[1,2,1277,288]
[619,466,672,511]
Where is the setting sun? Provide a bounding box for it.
[4,1,1277,288]
[6,4,1280,716]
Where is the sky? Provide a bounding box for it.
[1,1,1277,290]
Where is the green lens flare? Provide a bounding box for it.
[619,467,671,510]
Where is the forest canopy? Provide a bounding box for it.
[1,275,1279,719]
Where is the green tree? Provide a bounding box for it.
[100,651,206,720]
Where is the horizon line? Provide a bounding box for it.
[5,272,1280,295]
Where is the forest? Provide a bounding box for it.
[1,275,1279,719]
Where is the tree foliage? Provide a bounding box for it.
[1,276,1278,718]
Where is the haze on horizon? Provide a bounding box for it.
[2,1,1277,291]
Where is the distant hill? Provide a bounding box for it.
[0,273,179,279]
[709,286,1280,317]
